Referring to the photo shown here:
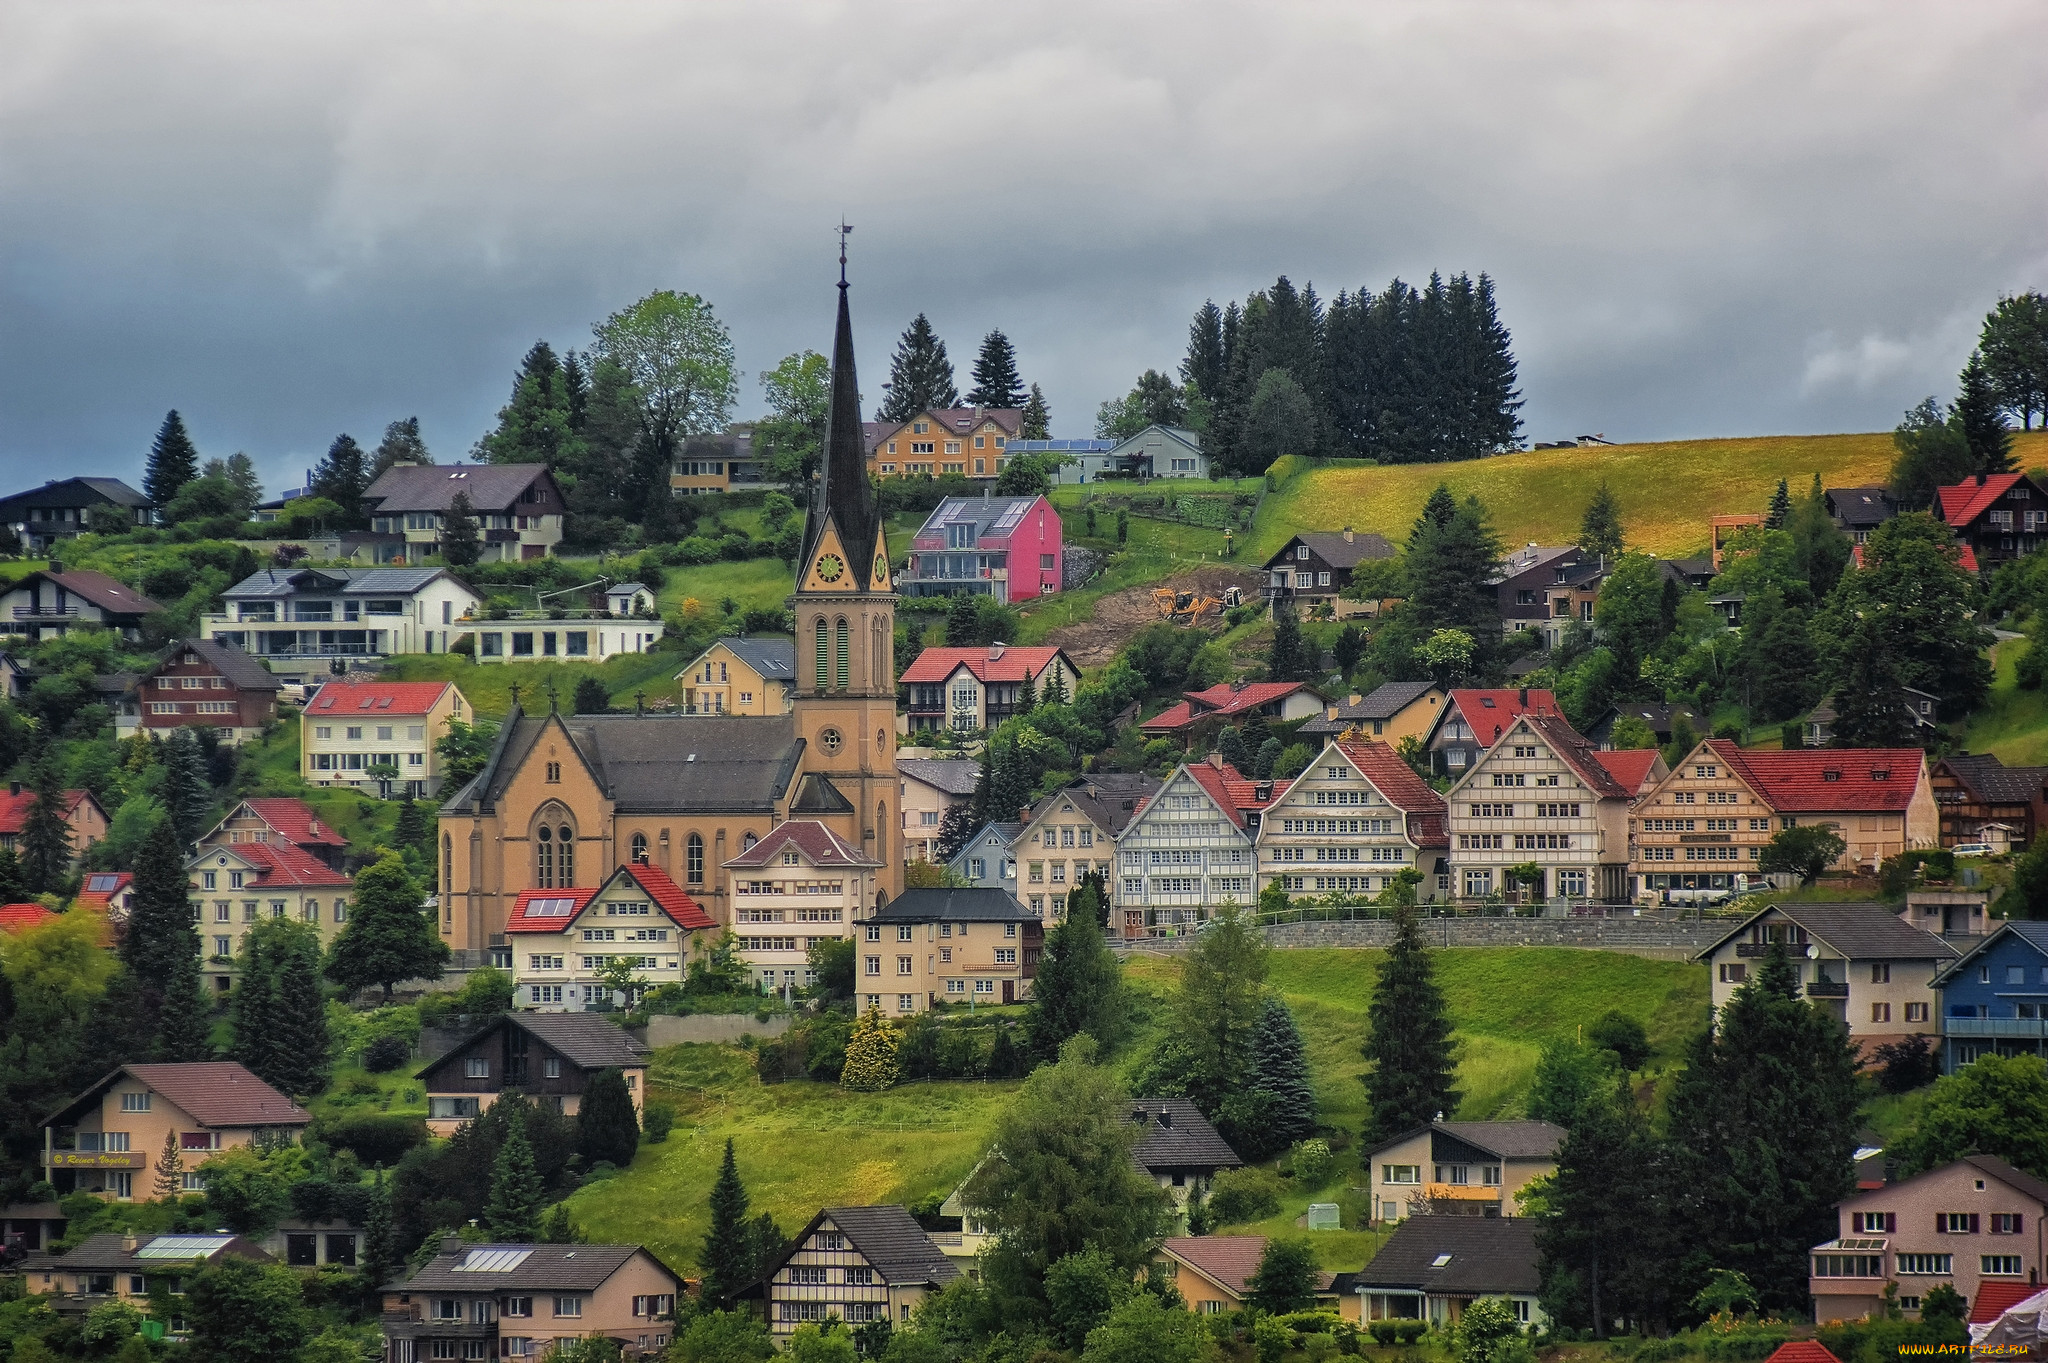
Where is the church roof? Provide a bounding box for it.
[801,277,885,588]
[441,711,805,817]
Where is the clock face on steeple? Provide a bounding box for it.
[814,554,845,583]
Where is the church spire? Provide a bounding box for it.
[802,240,883,590]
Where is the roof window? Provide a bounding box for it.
[1480,697,1496,708]
[1871,768,1890,781]
[1822,769,1841,781]
[1430,1254,1453,1268]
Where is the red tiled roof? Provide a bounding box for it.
[1184,760,1279,830]
[306,680,454,717]
[900,646,1072,685]
[1447,689,1561,748]
[1331,738,1449,816]
[240,798,347,848]
[0,789,97,836]
[1851,541,1979,573]
[123,1062,311,1127]
[1595,749,1661,794]
[76,871,131,912]
[504,886,600,934]
[1708,738,1927,813]
[616,861,716,931]
[723,819,882,870]
[1761,1344,1841,1363]
[1161,1236,1337,1299]
[234,842,353,888]
[0,903,56,933]
[1936,473,2027,528]
[1142,700,1196,731]
[1970,1281,2042,1326]
[1525,714,1631,801]
[1143,682,1318,733]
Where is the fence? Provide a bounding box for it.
[1119,912,1727,960]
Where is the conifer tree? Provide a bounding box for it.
[876,315,958,422]
[1404,487,1504,640]
[840,1005,901,1091]
[154,1128,186,1200]
[1017,668,1037,714]
[1361,907,1458,1143]
[144,410,201,509]
[562,350,589,432]
[326,853,449,1002]
[1827,612,1915,747]
[967,331,1026,410]
[162,727,212,848]
[154,944,213,1062]
[440,490,482,567]
[362,1177,397,1292]
[485,1118,544,1241]
[1217,727,1251,774]
[18,751,73,894]
[1020,384,1051,439]
[701,1139,755,1308]
[1578,483,1625,562]
[1182,301,1226,402]
[1040,660,1069,707]
[1534,1075,1673,1335]
[394,795,426,853]
[577,1067,640,1168]
[311,434,372,527]
[229,924,283,1087]
[482,341,578,467]
[1023,873,1124,1060]
[1764,478,1791,530]
[371,416,432,477]
[1248,997,1317,1149]
[0,847,27,906]
[1267,600,1308,683]
[123,817,204,1051]
[269,920,332,1094]
[1254,738,1282,780]
[1956,353,2015,474]
[1240,712,1272,758]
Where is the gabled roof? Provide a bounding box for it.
[1594,748,1663,795]
[150,638,282,692]
[6,568,161,618]
[1936,472,2037,528]
[1299,682,1444,737]
[1324,737,1450,846]
[900,645,1074,686]
[504,886,601,933]
[1835,1153,2048,1215]
[868,887,1032,923]
[1021,774,1164,840]
[217,798,347,849]
[1522,714,1631,800]
[1264,530,1399,570]
[17,1232,272,1275]
[0,903,56,933]
[1439,689,1561,748]
[0,788,103,835]
[75,871,132,913]
[419,1013,647,1083]
[1489,544,1582,583]
[1695,902,1959,965]
[1970,1282,2042,1328]
[874,407,1024,445]
[363,462,562,514]
[788,1206,960,1289]
[1143,681,1324,734]
[46,1062,311,1129]
[1159,1236,1334,1299]
[0,476,150,511]
[1128,1098,1242,1172]
[1705,738,1927,813]
[1825,485,1896,529]
[1937,754,2048,805]
[912,494,1049,545]
[1761,1343,1844,1363]
[896,758,981,798]
[396,1240,671,1294]
[719,636,797,682]
[1104,424,1203,456]
[1181,759,1280,832]
[947,821,1024,866]
[722,819,881,870]
[306,679,455,718]
[1351,1215,1542,1295]
[611,860,716,929]
[224,841,353,888]
[1930,921,2048,988]
[1363,1120,1566,1162]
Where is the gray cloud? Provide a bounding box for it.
[1,0,2044,495]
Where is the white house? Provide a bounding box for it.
[1112,755,1275,939]
[1257,735,1451,903]
[507,861,715,1010]
[203,566,483,680]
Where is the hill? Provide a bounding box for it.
[1248,430,2048,560]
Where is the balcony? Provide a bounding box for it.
[1735,942,1805,957]
[1425,1183,1503,1202]
[1945,1016,2048,1038]
[12,606,81,620]
[1806,980,1849,998]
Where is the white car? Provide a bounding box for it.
[1952,843,1995,857]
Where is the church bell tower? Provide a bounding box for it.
[791,239,902,899]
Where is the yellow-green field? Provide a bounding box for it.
[377,651,691,720]
[1964,636,2048,765]
[1249,430,2048,561]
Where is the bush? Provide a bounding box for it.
[1291,1139,1333,1188]
[1872,1034,1941,1094]
[314,1113,430,1168]
[362,1035,412,1073]
[642,1102,675,1144]
[1369,1321,1428,1346]
[1207,1166,1282,1225]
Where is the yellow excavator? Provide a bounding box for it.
[1152,585,1243,622]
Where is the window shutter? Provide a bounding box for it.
[2015,1215,2026,1233]
[1937,1215,1948,1234]
[1886,1212,1897,1232]
[1971,1214,1982,1234]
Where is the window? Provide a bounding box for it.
[1871,962,1891,984]
[553,1297,583,1318]
[995,948,1017,965]
[466,1057,489,1078]
[1896,1254,1952,1275]
[865,956,881,976]
[121,1091,151,1112]
[1983,1256,2025,1276]
[1853,1212,1892,1233]
[1719,964,1748,984]
[788,1266,827,1285]
[687,833,705,884]
[897,956,912,975]
[1813,1254,1884,1277]
[1871,1003,1891,1023]
[1938,1213,1978,1233]
[1906,1001,1929,1023]
[504,1297,533,1318]
[1991,1213,2025,1234]
[1382,1165,1421,1184]
[545,762,560,783]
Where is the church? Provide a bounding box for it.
[436,272,903,963]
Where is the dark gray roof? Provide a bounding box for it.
[1363,1120,1566,1162]
[1827,485,1896,528]
[419,1012,646,1083]
[720,636,796,682]
[789,772,855,814]
[221,566,456,599]
[1696,903,1961,964]
[0,477,150,512]
[1129,1098,1242,1172]
[1591,702,1701,740]
[898,758,980,797]
[169,639,281,692]
[1941,754,2048,804]
[949,821,1024,867]
[441,711,804,817]
[363,463,561,515]
[1025,773,1162,838]
[869,887,1031,923]
[1301,681,1440,735]
[397,1241,670,1294]
[1351,1216,1542,1295]
[1964,1155,2048,1209]
[1930,922,2048,988]
[816,1206,960,1288]
[1267,531,1398,570]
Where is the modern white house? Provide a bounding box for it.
[203,566,483,679]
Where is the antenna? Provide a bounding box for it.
[837,219,853,285]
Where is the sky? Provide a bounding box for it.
[1,1,2044,498]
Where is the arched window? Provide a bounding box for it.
[630,832,648,865]
[442,834,453,897]
[687,832,705,885]
[742,831,758,851]
[873,617,887,685]
[814,616,829,690]
[877,801,887,858]
[557,824,574,886]
[835,618,850,691]
[535,825,554,888]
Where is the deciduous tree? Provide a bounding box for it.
[1979,292,2048,429]
[841,1004,901,1091]
[186,1257,308,1363]
[1246,1238,1319,1314]
[325,853,448,1002]
[1893,1053,2048,1178]
[1888,398,1975,511]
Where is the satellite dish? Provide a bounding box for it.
[1805,944,1819,959]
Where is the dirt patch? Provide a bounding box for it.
[1047,565,1263,668]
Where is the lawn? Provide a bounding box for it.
[1962,636,2048,765]
[376,651,691,721]
[1248,430,2048,561]
[654,557,798,621]
[566,1044,1016,1270]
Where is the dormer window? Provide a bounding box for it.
[1823,769,1841,782]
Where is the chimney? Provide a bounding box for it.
[1157,1109,1172,1129]
[442,1234,462,1255]
[1348,693,1362,706]
[122,1232,138,1252]
[7,782,17,797]
[47,559,63,576]
[1207,751,1226,770]
[1519,688,1529,707]
[989,642,1005,661]
[1979,473,1989,486]
[1342,526,1354,543]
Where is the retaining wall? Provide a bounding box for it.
[644,1013,794,1047]
[1120,916,1722,961]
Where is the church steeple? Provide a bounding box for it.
[801,255,884,591]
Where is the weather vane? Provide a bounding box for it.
[838,219,853,285]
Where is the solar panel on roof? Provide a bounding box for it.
[455,1248,533,1272]
[87,873,120,891]
[136,1235,235,1258]
[526,898,578,917]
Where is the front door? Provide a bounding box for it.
[1001,980,1014,1005]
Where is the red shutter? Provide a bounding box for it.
[1886,1212,1897,1232]
[1971,1214,1982,1234]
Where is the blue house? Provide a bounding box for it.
[947,820,1023,899]
[1931,921,2048,1070]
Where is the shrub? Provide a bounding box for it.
[1206,1166,1282,1225]
[362,1035,411,1073]
[642,1103,676,1144]
[1291,1139,1333,1188]
[315,1113,430,1168]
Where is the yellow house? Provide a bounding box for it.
[16,1233,275,1318]
[1298,681,1446,747]
[187,842,354,995]
[1363,1120,1563,1224]
[857,887,1040,1016]
[868,407,1023,479]
[301,677,469,798]
[674,636,797,715]
[40,1062,312,1201]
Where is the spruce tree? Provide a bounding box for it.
[701,1139,754,1307]
[485,1117,544,1241]
[1023,873,1124,1060]
[1017,669,1037,714]
[270,921,331,1095]
[1764,478,1791,530]
[1248,997,1317,1149]
[876,315,958,422]
[1040,660,1069,707]
[229,923,283,1088]
[1405,488,1504,640]
[1956,353,2015,473]
[577,1067,640,1168]
[162,727,212,848]
[1268,600,1308,683]
[371,416,432,477]
[1020,384,1051,440]
[362,1178,397,1292]
[1534,1075,1673,1335]
[144,410,201,509]
[1361,907,1458,1142]
[440,490,481,567]
[1578,483,1625,562]
[154,1128,186,1200]
[325,853,449,1002]
[562,349,589,431]
[967,331,1026,409]
[123,817,204,1051]
[394,795,426,852]
[154,944,213,1062]
[1254,738,1282,780]
[1217,727,1251,774]
[481,341,577,467]
[1827,612,1915,747]
[18,752,73,894]
[0,847,27,906]
[311,433,371,527]
[1182,301,1226,402]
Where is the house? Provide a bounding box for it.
[1902,889,1993,941]
[1012,772,1160,919]
[0,1202,66,1255]
[1933,755,2048,850]
[417,1011,649,1135]
[749,1206,959,1340]
[466,615,665,665]
[1593,747,1669,800]
[675,637,798,715]
[858,886,1040,1014]
[1970,1284,2048,1347]
[1632,739,1938,899]
[188,840,353,994]
[947,820,1025,899]
[507,859,716,1011]
[1155,1236,1345,1318]
[197,797,349,871]
[1586,703,1703,751]
[1350,1214,1546,1328]
[1257,735,1451,903]
[1297,682,1445,745]
[1363,1120,1564,1225]
[673,425,767,495]
[1802,688,1941,745]
[898,493,1062,604]
[203,565,484,675]
[606,582,657,616]
[1423,688,1562,778]
[0,562,162,643]
[1446,713,1633,904]
[1935,472,2048,568]
[1112,756,1276,939]
[1103,425,1208,480]
[261,1217,365,1270]
[1931,921,2048,1070]
[1809,1155,2048,1322]
[1130,1098,1243,1215]
[0,785,108,863]
[301,678,468,797]
[0,903,57,934]
[1694,903,1956,1051]
[381,1236,681,1361]
[107,638,281,745]
[722,820,881,996]
[363,461,567,562]
[1139,681,1328,743]
[1004,437,1118,485]
[1491,544,1601,647]
[1711,513,1765,572]
[14,1233,274,1321]
[1262,529,1399,616]
[1827,486,1897,544]
[868,407,1024,480]
[0,478,152,550]
[75,870,135,925]
[39,1062,311,1200]
[897,758,980,865]
[900,644,1080,733]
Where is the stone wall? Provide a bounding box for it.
[643,1013,794,1047]
[1120,915,1724,961]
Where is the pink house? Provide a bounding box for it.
[901,494,1062,605]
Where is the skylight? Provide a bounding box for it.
[1430,1254,1453,1268]
[136,1235,234,1259]
[455,1248,533,1272]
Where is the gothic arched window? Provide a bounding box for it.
[687,832,705,885]
[835,617,850,691]
[814,616,829,690]
[535,824,554,888]
[442,833,453,897]
[630,832,648,865]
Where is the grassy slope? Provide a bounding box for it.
[1963,636,2048,765]
[375,651,690,722]
[1250,430,2048,561]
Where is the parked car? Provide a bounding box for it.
[1952,843,1994,857]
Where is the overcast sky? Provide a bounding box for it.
[2,1,2044,496]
